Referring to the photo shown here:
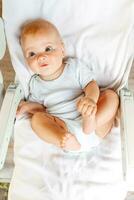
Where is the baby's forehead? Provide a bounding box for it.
[22,28,62,48]
[24,29,61,44]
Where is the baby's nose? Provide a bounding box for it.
[38,53,47,62]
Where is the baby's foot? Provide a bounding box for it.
[60,133,81,151]
[83,114,96,134]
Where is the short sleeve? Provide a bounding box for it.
[27,75,44,104]
[75,59,95,89]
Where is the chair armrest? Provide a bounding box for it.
[0,17,6,60]
[0,83,24,170]
[120,87,134,190]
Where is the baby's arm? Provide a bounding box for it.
[17,100,46,116]
[77,80,100,134]
[77,80,99,117]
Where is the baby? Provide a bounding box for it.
[17,19,119,151]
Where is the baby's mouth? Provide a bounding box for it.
[40,64,48,67]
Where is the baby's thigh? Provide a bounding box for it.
[33,112,68,132]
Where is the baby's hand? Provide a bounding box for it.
[16,100,31,116]
[77,96,97,117]
[16,100,45,116]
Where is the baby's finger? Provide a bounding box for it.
[80,104,88,115]
[83,105,94,116]
[16,100,26,112]
[85,106,93,116]
[17,105,28,116]
[16,109,23,117]
[16,105,22,115]
[91,106,97,115]
[77,100,85,112]
[16,110,20,116]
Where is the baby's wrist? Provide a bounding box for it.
[85,96,97,104]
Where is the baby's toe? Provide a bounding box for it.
[60,133,71,148]
[63,133,81,151]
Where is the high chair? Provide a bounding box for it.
[0,0,134,199]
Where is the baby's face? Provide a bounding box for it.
[21,29,64,80]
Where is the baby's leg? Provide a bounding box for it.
[31,112,80,151]
[95,89,119,137]
[83,89,119,137]
[83,109,96,134]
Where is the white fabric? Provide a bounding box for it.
[2,0,134,199]
[8,117,127,200]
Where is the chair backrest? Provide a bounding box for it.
[2,0,134,95]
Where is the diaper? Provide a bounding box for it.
[63,117,102,152]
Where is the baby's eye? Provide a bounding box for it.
[29,52,36,57]
[45,46,54,52]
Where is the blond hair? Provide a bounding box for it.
[20,18,61,44]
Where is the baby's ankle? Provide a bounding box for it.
[83,115,96,134]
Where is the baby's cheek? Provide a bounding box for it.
[27,59,33,67]
[28,60,37,72]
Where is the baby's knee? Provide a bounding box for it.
[31,112,45,126]
[103,89,119,102]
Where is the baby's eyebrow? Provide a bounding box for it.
[25,46,35,52]
[45,42,55,46]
